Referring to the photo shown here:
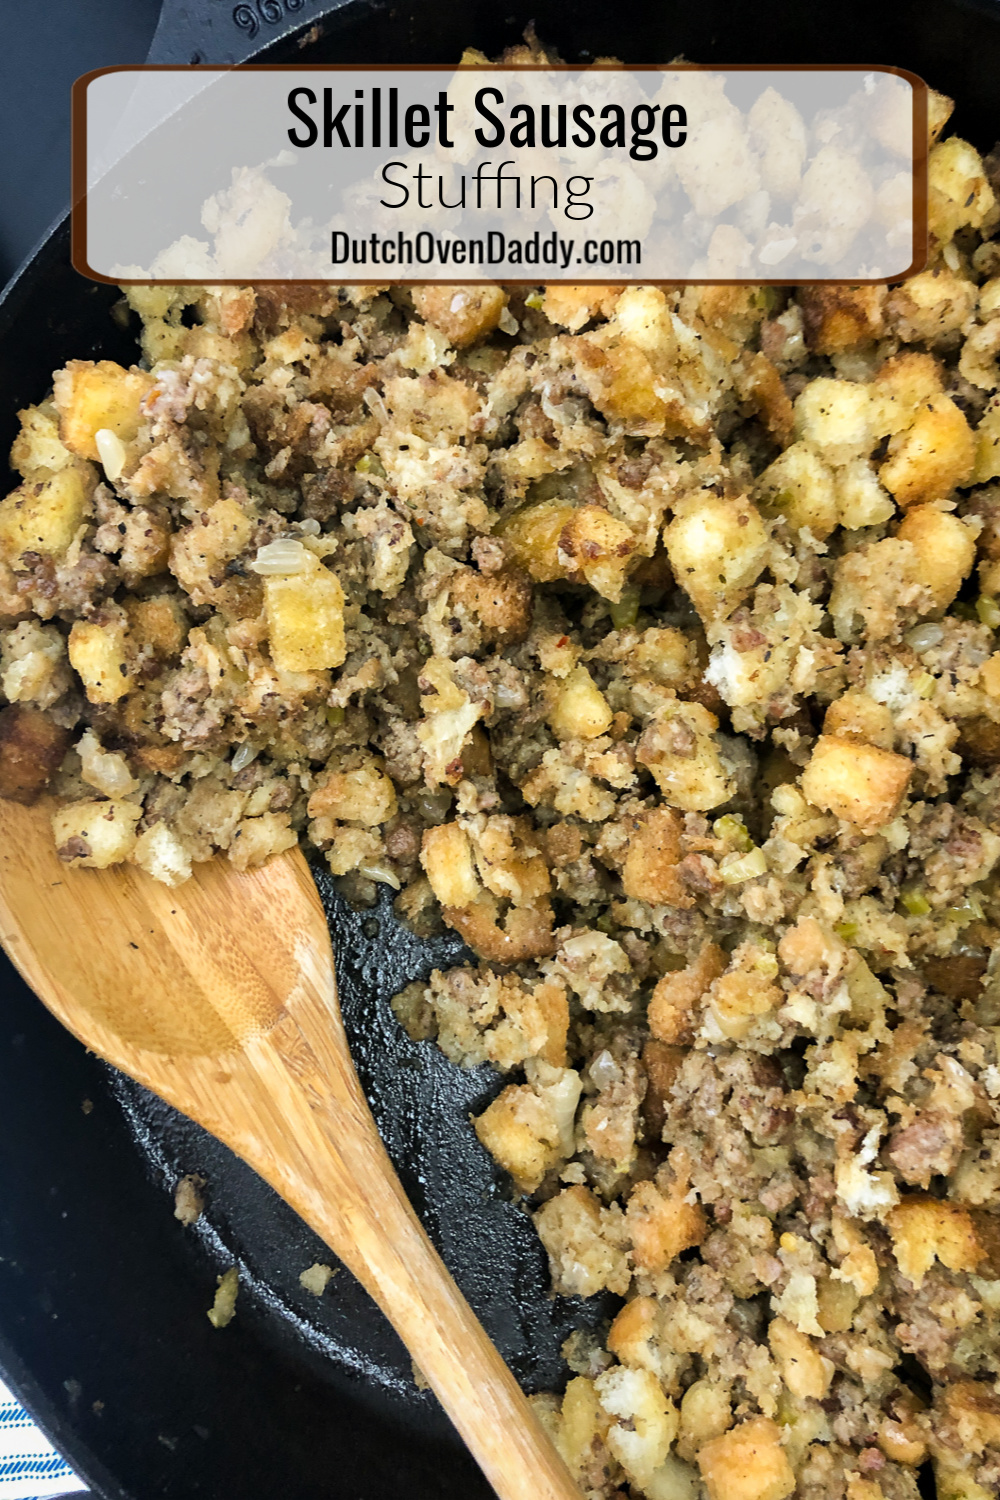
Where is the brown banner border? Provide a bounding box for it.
[70,62,929,287]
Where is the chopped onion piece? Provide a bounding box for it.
[95,427,127,481]
[231,742,258,773]
[357,862,401,890]
[904,623,943,652]
[249,537,312,575]
[719,846,768,884]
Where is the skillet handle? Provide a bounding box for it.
[146,0,355,66]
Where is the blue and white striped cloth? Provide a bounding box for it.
[0,1381,84,1499]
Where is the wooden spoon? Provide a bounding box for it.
[0,798,580,1500]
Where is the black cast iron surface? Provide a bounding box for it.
[0,2,999,1497]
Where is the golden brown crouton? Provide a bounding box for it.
[697,1417,795,1500]
[664,491,768,623]
[754,441,837,539]
[52,798,141,869]
[625,1158,706,1274]
[767,1316,833,1400]
[707,949,782,1042]
[447,566,533,644]
[542,285,620,331]
[879,395,975,507]
[801,735,912,832]
[123,594,187,661]
[896,505,977,608]
[308,761,397,827]
[822,690,895,749]
[548,665,613,742]
[869,350,944,437]
[799,285,886,354]
[420,822,480,909]
[443,890,556,964]
[887,1196,983,1288]
[636,701,734,811]
[68,608,132,704]
[641,1038,686,1143]
[501,500,636,600]
[0,705,71,805]
[621,806,692,908]
[410,284,507,348]
[928,136,996,244]
[51,359,153,462]
[0,465,93,564]
[648,941,726,1044]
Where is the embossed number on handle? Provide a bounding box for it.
[233,0,311,40]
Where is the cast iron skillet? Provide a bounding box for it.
[1,2,999,1497]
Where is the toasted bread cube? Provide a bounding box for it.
[10,403,75,479]
[0,465,92,563]
[227,812,297,871]
[664,491,768,623]
[822,690,894,750]
[447,567,533,644]
[123,594,187,661]
[549,665,613,741]
[697,1417,795,1500]
[0,705,71,805]
[420,822,481,909]
[502,500,635,599]
[264,563,346,673]
[768,1316,833,1400]
[595,1365,678,1491]
[473,1082,559,1193]
[974,397,1000,484]
[534,1184,630,1297]
[542,285,620,331]
[794,378,872,464]
[801,735,912,832]
[649,942,726,1045]
[608,1296,659,1368]
[879,396,975,507]
[932,1455,993,1500]
[626,1175,706,1274]
[835,461,896,530]
[754,442,837,539]
[869,351,944,437]
[52,360,152,462]
[557,505,636,601]
[679,1380,732,1459]
[131,822,193,887]
[896,506,976,609]
[637,701,734,811]
[52,798,140,869]
[501,499,579,583]
[308,761,397,827]
[552,1375,602,1475]
[708,955,783,1042]
[578,337,667,434]
[928,137,996,244]
[169,497,255,604]
[887,1196,983,1288]
[410,284,507,348]
[622,807,691,908]
[887,267,978,347]
[799,286,885,355]
[69,613,132,704]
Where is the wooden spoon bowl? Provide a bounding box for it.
[0,798,580,1500]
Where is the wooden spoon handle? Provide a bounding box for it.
[207,996,580,1500]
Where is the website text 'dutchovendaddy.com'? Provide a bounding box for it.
[330,229,641,270]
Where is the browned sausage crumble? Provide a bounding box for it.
[1,59,1000,1500]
